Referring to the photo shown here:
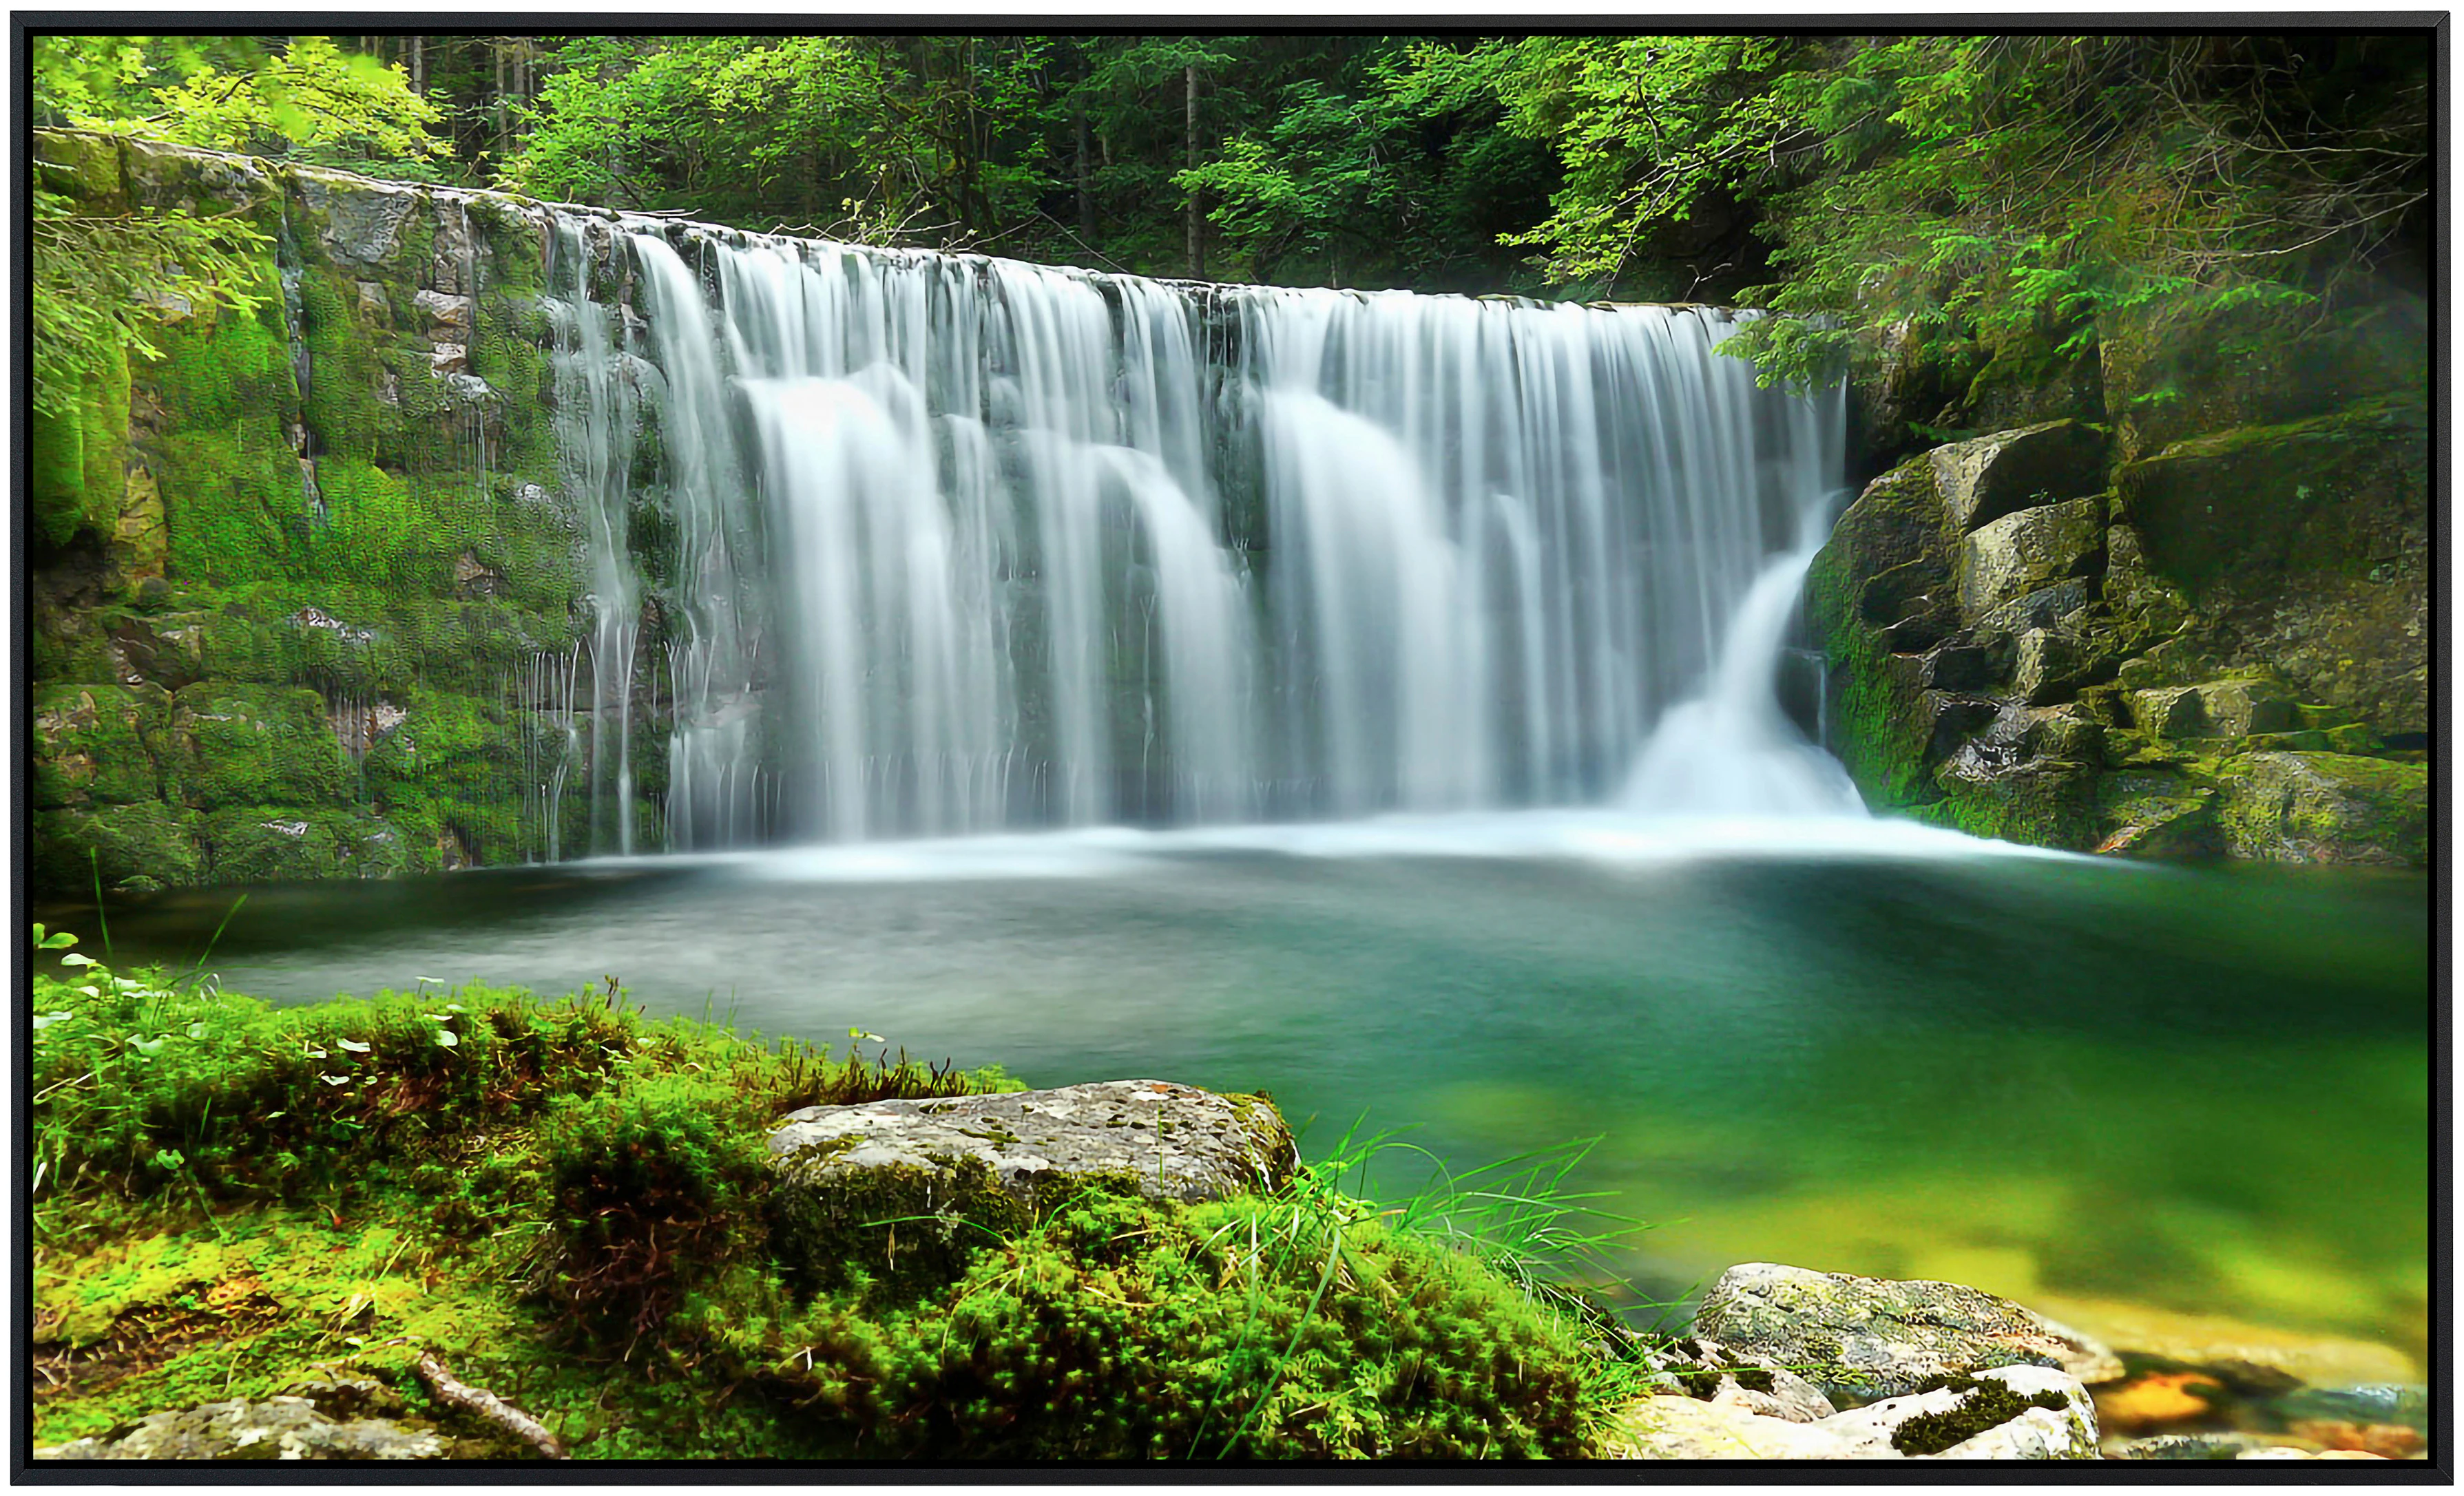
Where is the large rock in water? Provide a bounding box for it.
[1689,1263,2123,1405]
[766,1080,1297,1289]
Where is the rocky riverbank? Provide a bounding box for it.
[1807,290,2428,865]
[31,942,2423,1462]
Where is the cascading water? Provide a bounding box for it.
[1620,486,1867,818]
[551,219,1852,850]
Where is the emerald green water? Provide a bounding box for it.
[45,813,2430,1371]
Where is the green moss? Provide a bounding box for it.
[1804,458,1963,810]
[167,683,350,812]
[34,129,126,204]
[196,806,429,885]
[30,950,1631,1461]
[1888,1373,2073,1455]
[32,802,205,894]
[33,684,167,810]
[2213,750,2428,867]
[716,1176,1611,1460]
[296,266,385,464]
[30,340,134,553]
[149,268,309,589]
[1930,761,2100,850]
[2116,396,2428,602]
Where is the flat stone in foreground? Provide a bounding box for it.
[36,1398,446,1460]
[1692,1262,2124,1404]
[769,1079,1296,1205]
[1606,1365,2097,1460]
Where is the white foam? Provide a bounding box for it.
[571,806,2094,885]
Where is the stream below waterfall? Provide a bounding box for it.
[42,821,2428,1375]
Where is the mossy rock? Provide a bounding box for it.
[2094,770,2224,858]
[2212,752,2428,867]
[1954,496,2105,619]
[2114,397,2427,733]
[32,684,169,810]
[1930,758,2101,851]
[1925,421,2109,532]
[30,339,133,556]
[1690,1263,2122,1407]
[2099,288,2428,462]
[33,129,125,206]
[32,802,205,895]
[1804,458,1963,810]
[166,684,351,812]
[769,1081,1299,1298]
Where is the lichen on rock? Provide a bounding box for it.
[1689,1262,2124,1406]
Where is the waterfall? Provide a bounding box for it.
[550,221,1848,849]
[1620,482,1868,818]
[543,220,641,855]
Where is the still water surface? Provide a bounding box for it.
[50,812,2430,1370]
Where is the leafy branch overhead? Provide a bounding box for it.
[30,35,448,420]
[1430,34,2428,382]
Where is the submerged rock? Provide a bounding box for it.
[2031,1295,2417,1393]
[1690,1262,2123,1405]
[2109,1431,2306,1460]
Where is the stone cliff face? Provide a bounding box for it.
[1808,293,2429,865]
[29,130,638,894]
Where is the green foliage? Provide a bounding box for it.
[710,1127,1645,1458]
[32,947,1649,1460]
[1421,34,2430,381]
[57,35,446,170]
[502,34,1552,291]
[30,184,269,430]
[30,33,443,438]
[540,1074,775,1340]
[28,952,1005,1212]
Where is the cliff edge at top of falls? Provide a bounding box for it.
[1806,284,2429,867]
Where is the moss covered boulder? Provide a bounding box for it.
[32,684,168,810]
[2115,397,2428,735]
[2213,752,2429,867]
[1690,1263,2123,1407]
[767,1080,1297,1297]
[2100,289,2427,463]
